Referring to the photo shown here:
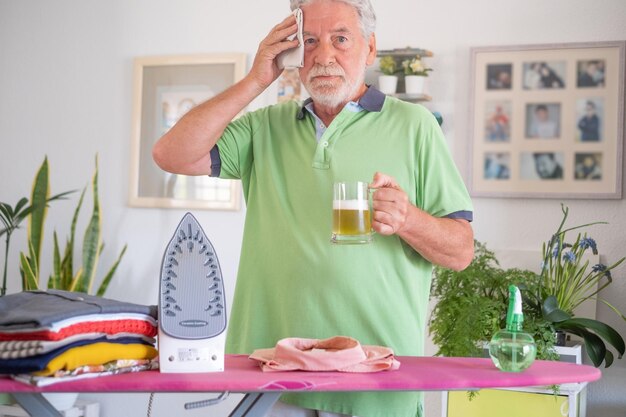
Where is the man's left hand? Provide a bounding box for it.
[370,172,410,235]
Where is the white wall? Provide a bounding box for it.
[1,1,625,416]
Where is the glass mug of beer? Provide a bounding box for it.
[331,181,373,244]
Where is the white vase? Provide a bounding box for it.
[378,75,398,95]
[404,75,425,95]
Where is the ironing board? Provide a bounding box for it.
[0,354,601,417]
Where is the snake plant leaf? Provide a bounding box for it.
[28,157,50,272]
[565,317,625,358]
[60,237,72,290]
[81,156,101,294]
[19,252,38,291]
[96,244,127,297]
[19,240,41,291]
[69,268,83,293]
[542,295,572,323]
[65,187,87,288]
[49,231,62,290]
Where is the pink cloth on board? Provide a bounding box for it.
[249,336,400,373]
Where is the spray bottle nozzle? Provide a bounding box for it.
[506,285,524,332]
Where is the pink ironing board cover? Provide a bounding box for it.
[0,354,601,393]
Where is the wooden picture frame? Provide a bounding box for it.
[468,41,625,199]
[129,54,246,210]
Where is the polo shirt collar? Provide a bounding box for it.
[296,85,385,120]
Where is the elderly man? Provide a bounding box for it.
[153,1,473,416]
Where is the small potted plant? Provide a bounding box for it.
[377,55,399,95]
[402,55,432,95]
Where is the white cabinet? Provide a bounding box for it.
[442,344,587,417]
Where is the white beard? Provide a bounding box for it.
[304,62,366,109]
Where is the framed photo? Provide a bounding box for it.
[468,41,625,199]
[129,54,246,210]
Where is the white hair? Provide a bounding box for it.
[289,0,376,39]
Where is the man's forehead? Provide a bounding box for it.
[302,26,352,36]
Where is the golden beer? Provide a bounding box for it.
[331,198,372,243]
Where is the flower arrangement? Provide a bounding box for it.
[402,55,433,76]
[378,55,399,75]
[539,205,624,314]
[527,204,625,367]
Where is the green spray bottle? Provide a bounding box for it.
[489,285,537,372]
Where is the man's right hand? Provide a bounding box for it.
[153,14,301,177]
[248,14,300,90]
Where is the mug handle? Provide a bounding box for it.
[367,186,377,235]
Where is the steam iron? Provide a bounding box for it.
[158,212,227,373]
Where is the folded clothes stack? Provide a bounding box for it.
[0,290,159,386]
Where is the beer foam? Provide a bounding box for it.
[333,199,369,210]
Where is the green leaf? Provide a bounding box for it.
[542,296,571,323]
[13,197,29,216]
[66,187,87,288]
[601,299,626,322]
[0,198,29,236]
[19,253,38,291]
[82,156,101,294]
[47,190,75,203]
[0,202,13,220]
[604,350,614,368]
[69,269,83,293]
[49,231,62,290]
[556,322,606,367]
[29,157,50,270]
[565,317,624,358]
[96,244,127,297]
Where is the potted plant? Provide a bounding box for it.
[0,157,73,296]
[377,55,399,95]
[430,205,625,368]
[401,55,432,95]
[20,155,127,296]
[430,241,560,362]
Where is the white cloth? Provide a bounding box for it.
[277,8,304,69]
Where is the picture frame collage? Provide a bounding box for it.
[469,41,625,199]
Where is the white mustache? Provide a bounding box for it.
[308,65,345,79]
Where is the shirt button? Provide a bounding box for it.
[322,141,329,147]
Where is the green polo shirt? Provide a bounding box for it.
[213,87,473,417]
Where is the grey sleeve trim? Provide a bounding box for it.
[210,146,221,177]
[444,210,473,222]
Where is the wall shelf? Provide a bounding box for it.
[376,47,433,101]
